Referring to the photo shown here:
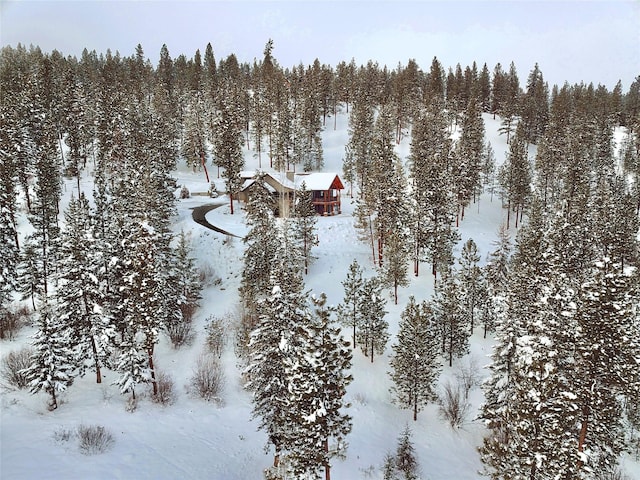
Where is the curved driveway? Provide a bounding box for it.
[191,203,243,238]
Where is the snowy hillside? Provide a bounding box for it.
[1,110,638,480]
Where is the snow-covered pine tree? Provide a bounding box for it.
[433,270,469,367]
[454,96,485,219]
[239,172,280,317]
[358,276,389,363]
[283,293,353,480]
[457,238,485,334]
[498,124,531,228]
[389,296,441,421]
[56,193,113,383]
[337,259,363,348]
[245,242,308,470]
[24,301,76,410]
[173,230,202,323]
[573,257,640,474]
[395,425,419,480]
[484,224,511,299]
[345,93,374,194]
[380,230,410,305]
[113,221,163,399]
[0,146,19,322]
[292,181,318,275]
[212,92,245,214]
[408,102,458,279]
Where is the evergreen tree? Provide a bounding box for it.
[484,224,512,299]
[520,63,549,143]
[239,173,279,315]
[212,93,245,214]
[283,294,353,479]
[408,102,458,278]
[292,181,318,275]
[113,221,163,399]
[358,276,389,363]
[56,194,112,383]
[458,238,485,334]
[380,230,410,305]
[395,425,419,480]
[337,259,364,348]
[173,230,202,323]
[0,144,19,318]
[389,297,441,421]
[433,271,469,367]
[499,125,531,228]
[24,302,76,410]
[573,258,640,474]
[454,96,485,220]
[245,266,308,469]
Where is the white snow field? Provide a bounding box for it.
[1,110,638,480]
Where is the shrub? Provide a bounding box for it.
[438,380,470,428]
[179,185,190,199]
[189,353,224,403]
[77,424,114,455]
[1,346,34,389]
[166,320,196,349]
[455,356,482,399]
[151,371,176,406]
[205,315,226,357]
[0,304,30,340]
[53,426,74,444]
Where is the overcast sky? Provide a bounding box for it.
[2,1,639,89]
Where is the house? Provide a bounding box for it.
[236,171,344,217]
[290,172,344,216]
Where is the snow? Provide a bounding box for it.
[2,110,639,480]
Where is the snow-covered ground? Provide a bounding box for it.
[1,111,638,479]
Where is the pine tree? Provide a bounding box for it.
[212,93,245,214]
[245,257,308,469]
[292,181,318,275]
[573,258,640,473]
[499,125,531,228]
[395,425,419,480]
[283,294,353,480]
[358,276,389,363]
[380,230,410,305]
[113,221,163,399]
[454,96,485,219]
[173,230,202,323]
[239,173,280,315]
[56,194,112,383]
[408,102,458,278]
[337,259,364,348]
[433,271,469,367]
[390,297,441,421]
[458,238,485,334]
[0,144,19,319]
[484,224,512,299]
[24,302,76,410]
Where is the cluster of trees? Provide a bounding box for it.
[1,43,204,409]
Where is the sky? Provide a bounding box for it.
[1,0,639,89]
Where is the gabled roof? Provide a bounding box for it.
[294,173,344,191]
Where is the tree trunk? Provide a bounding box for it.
[229,191,234,215]
[148,348,158,396]
[324,438,331,480]
[200,151,210,183]
[578,403,590,470]
[91,336,102,383]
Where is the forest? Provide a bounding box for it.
[1,40,640,479]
